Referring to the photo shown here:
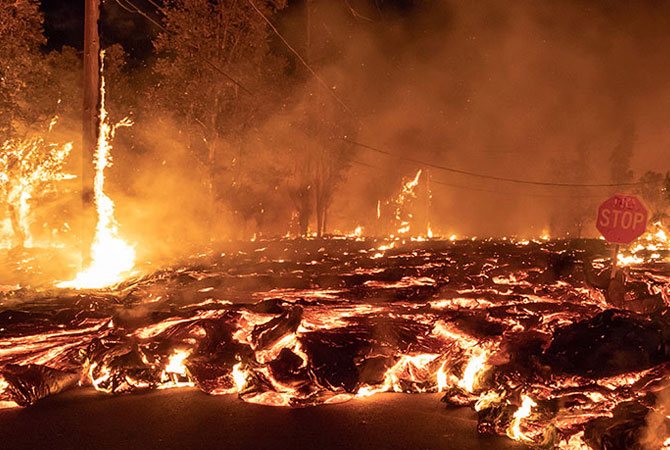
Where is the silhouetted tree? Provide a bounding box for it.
[0,0,49,139]
[152,0,287,225]
[636,171,670,222]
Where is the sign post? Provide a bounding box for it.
[595,194,648,278]
[610,244,620,279]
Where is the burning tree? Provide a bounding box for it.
[0,137,73,248]
[0,0,82,248]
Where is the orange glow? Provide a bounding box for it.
[507,394,536,441]
[57,53,135,289]
[232,362,248,391]
[0,375,19,409]
[458,348,489,393]
[394,169,422,236]
[436,362,448,391]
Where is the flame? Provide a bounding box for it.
[458,348,488,393]
[0,375,19,409]
[394,170,422,236]
[0,137,73,247]
[474,390,503,411]
[356,353,439,397]
[88,361,112,393]
[405,170,422,191]
[164,350,191,376]
[58,53,135,289]
[561,432,591,450]
[617,253,644,266]
[377,242,395,251]
[436,362,447,391]
[160,349,195,388]
[614,220,670,265]
[507,394,537,441]
[232,362,248,391]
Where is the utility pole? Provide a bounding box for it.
[82,0,101,266]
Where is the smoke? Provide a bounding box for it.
[312,0,670,237]
[642,382,670,449]
[107,115,225,263]
[47,0,670,267]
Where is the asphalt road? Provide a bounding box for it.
[0,389,528,450]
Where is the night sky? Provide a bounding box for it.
[40,0,162,56]
[38,0,421,57]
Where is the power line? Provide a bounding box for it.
[245,0,353,115]
[113,0,658,193]
[113,0,252,95]
[350,159,602,199]
[117,0,350,110]
[114,0,136,14]
[345,138,650,188]
[430,178,602,199]
[114,0,163,30]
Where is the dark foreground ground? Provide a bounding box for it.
[0,389,526,450]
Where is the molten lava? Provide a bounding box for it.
[2,235,670,448]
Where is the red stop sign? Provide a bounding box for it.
[596,194,648,244]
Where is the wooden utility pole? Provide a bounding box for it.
[82,0,101,265]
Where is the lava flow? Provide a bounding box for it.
[2,236,670,449]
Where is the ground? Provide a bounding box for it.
[0,388,527,450]
[1,237,669,449]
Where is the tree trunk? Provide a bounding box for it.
[315,175,323,237]
[8,204,25,248]
[322,204,328,236]
[298,189,311,236]
[299,183,313,236]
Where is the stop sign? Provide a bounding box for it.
[596,194,648,244]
